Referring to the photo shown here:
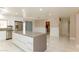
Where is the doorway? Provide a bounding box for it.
[25,21,32,32]
[59,17,70,40]
[45,21,50,34]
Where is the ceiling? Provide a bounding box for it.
[1,7,79,19]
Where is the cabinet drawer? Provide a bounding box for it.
[14,34,33,44]
[16,36,33,48]
[12,33,34,52]
[13,39,33,52]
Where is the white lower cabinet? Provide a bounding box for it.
[13,39,33,52]
[0,31,6,40]
[12,33,33,52]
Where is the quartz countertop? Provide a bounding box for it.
[14,31,46,38]
[0,28,13,31]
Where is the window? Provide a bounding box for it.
[0,21,7,28]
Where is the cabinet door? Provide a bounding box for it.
[0,31,6,40]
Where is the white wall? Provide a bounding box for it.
[33,19,46,33]
[6,16,24,30]
[33,16,59,39]
[76,13,79,43]
[33,27,46,33]
[50,16,59,39]
[70,15,76,40]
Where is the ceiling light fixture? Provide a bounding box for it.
[40,8,43,11]
[22,9,26,18]
[22,9,25,12]
[16,12,18,15]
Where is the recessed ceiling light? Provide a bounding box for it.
[22,9,25,12]
[40,8,43,11]
[22,9,26,18]
[16,13,18,15]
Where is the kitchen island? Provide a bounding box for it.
[12,31,47,52]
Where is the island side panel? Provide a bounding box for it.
[33,34,47,52]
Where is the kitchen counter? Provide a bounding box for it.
[14,31,46,38]
[0,28,13,31]
[12,31,47,52]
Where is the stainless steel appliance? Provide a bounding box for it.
[6,26,13,40]
[15,21,23,31]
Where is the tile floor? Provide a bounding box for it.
[46,36,79,52]
[0,40,23,52]
[0,36,79,52]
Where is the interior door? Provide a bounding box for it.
[59,18,70,38]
